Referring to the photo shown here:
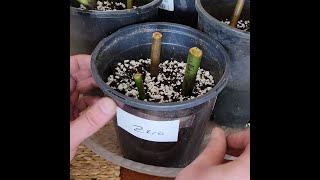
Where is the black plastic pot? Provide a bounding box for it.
[158,0,198,28]
[70,0,162,55]
[195,0,250,128]
[91,22,230,168]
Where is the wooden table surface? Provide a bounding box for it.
[120,167,175,180]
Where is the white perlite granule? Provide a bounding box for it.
[79,0,137,11]
[221,19,250,31]
[106,59,215,103]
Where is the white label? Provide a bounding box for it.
[159,0,174,11]
[116,108,180,142]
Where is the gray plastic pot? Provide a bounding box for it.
[195,0,250,128]
[70,0,162,55]
[158,0,198,28]
[91,22,230,168]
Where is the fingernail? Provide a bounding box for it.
[211,127,224,138]
[98,97,117,115]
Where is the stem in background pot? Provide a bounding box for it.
[181,47,203,96]
[150,32,162,77]
[133,73,146,100]
[127,0,133,9]
[77,0,97,9]
[230,0,245,28]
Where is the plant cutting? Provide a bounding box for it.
[220,0,249,31]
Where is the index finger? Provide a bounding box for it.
[70,54,91,75]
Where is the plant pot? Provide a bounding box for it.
[158,0,198,28]
[195,0,250,128]
[70,0,162,55]
[91,22,230,168]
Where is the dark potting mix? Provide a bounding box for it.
[79,0,136,10]
[221,19,250,32]
[106,59,215,102]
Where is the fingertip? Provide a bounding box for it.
[70,97,117,148]
[208,127,226,152]
[98,97,117,115]
[191,127,227,167]
[211,127,225,139]
[227,129,250,149]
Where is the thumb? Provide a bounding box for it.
[191,127,227,167]
[70,97,117,160]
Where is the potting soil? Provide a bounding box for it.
[106,59,215,102]
[79,0,137,10]
[221,19,250,32]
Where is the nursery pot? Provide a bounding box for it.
[91,22,230,168]
[70,0,162,55]
[195,0,250,127]
[158,0,198,28]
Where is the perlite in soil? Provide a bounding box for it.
[77,0,137,10]
[106,33,216,103]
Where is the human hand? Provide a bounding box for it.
[176,127,250,180]
[70,54,117,161]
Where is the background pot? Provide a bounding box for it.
[91,22,230,168]
[158,0,198,28]
[195,0,250,128]
[70,0,162,55]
